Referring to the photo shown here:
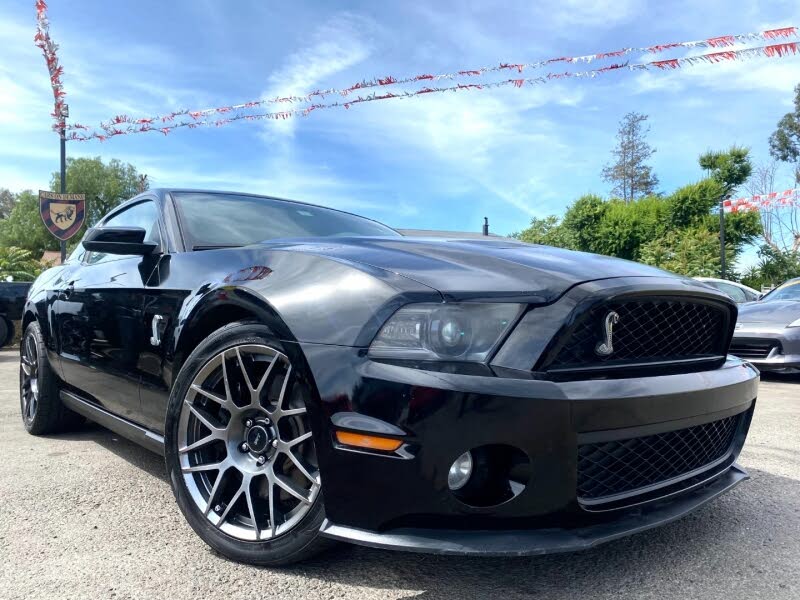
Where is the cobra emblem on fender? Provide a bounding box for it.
[595,311,620,356]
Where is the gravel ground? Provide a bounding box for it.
[0,348,798,600]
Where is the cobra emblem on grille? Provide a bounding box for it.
[595,311,620,356]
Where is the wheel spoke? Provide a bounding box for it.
[190,384,230,410]
[203,468,228,516]
[286,449,320,485]
[268,481,278,537]
[286,430,313,448]
[244,484,260,540]
[234,346,256,392]
[21,360,31,376]
[182,460,225,474]
[255,355,278,395]
[185,401,225,433]
[216,487,244,527]
[274,473,311,505]
[179,431,221,454]
[280,406,307,417]
[221,351,234,407]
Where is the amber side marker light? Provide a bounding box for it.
[336,431,403,452]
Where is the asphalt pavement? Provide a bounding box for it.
[0,348,798,600]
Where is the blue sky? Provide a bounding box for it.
[2,0,800,252]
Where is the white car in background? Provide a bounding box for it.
[694,277,760,304]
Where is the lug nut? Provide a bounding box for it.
[264,417,270,425]
[214,504,222,513]
[244,419,253,428]
[272,439,279,448]
[240,442,249,452]
[257,455,266,465]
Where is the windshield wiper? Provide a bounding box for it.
[192,244,242,251]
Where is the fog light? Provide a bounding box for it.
[448,451,473,490]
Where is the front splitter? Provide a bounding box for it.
[319,464,749,556]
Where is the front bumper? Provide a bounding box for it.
[301,343,758,555]
[733,325,800,372]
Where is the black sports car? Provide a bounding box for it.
[20,189,758,565]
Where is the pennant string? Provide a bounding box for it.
[64,41,800,142]
[34,0,67,135]
[723,188,800,213]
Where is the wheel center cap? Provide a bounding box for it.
[246,425,270,453]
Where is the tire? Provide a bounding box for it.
[20,321,83,435]
[165,321,333,566]
[0,317,11,348]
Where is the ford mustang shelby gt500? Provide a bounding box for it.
[20,189,758,565]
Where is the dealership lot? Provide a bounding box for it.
[0,349,798,600]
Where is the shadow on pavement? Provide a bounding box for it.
[44,420,168,482]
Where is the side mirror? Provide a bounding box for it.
[82,227,158,256]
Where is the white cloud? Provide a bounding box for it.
[260,13,375,139]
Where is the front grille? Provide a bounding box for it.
[730,338,780,360]
[577,415,741,501]
[543,298,729,371]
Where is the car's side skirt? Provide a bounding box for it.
[60,390,165,456]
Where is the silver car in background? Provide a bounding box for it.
[694,277,760,304]
[730,278,800,372]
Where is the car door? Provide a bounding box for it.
[56,198,163,423]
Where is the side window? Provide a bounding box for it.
[86,200,161,265]
[717,282,746,303]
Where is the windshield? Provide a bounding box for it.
[174,192,400,248]
[762,280,800,302]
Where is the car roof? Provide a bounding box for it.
[693,277,758,293]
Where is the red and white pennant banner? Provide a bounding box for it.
[33,0,798,143]
[34,0,67,135]
[723,188,800,213]
[65,41,800,142]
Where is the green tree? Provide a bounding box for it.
[511,215,575,248]
[640,228,734,277]
[667,179,725,228]
[601,112,659,202]
[51,156,147,226]
[0,188,15,219]
[561,194,608,252]
[0,190,59,255]
[769,83,800,185]
[740,245,800,290]
[0,246,45,281]
[698,146,752,193]
[593,195,669,260]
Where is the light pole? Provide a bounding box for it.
[59,104,68,263]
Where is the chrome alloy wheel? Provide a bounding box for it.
[178,344,320,541]
[20,333,39,424]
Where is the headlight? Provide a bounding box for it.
[788,317,800,328]
[368,303,523,362]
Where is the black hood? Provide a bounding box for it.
[265,237,680,302]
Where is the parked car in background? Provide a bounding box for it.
[20,189,758,565]
[694,277,760,304]
[0,282,31,347]
[730,277,800,372]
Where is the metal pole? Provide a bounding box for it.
[719,194,728,279]
[59,118,66,264]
